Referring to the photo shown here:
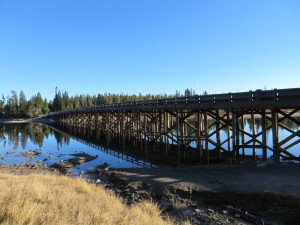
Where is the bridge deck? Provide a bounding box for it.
[49,88,300,116]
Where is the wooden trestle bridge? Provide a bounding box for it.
[48,88,300,164]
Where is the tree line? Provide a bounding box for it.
[0,91,49,118]
[0,88,207,118]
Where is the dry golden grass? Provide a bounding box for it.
[0,173,189,225]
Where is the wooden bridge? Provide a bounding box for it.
[48,88,300,164]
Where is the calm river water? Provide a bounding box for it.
[0,123,152,175]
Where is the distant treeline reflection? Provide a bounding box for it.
[0,124,70,149]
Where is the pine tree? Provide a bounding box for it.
[26,93,45,117]
[6,90,19,115]
[62,91,70,109]
[52,89,64,111]
[0,94,5,115]
[26,100,34,118]
[58,91,65,110]
[19,91,27,116]
[42,98,50,114]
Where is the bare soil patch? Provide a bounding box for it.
[98,161,300,225]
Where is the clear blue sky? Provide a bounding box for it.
[0,0,299,101]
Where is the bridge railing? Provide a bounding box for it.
[48,88,300,116]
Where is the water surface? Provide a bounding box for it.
[0,123,151,175]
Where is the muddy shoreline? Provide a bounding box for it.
[98,163,300,225]
[1,161,300,225]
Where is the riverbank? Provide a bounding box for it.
[99,161,300,225]
[0,118,32,123]
[1,161,300,224]
[0,117,55,124]
[0,168,178,225]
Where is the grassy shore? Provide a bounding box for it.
[0,172,186,225]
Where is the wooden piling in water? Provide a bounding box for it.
[272,109,279,161]
[261,110,267,160]
[204,111,209,164]
[251,113,256,160]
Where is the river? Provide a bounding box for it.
[0,123,154,176]
[0,120,299,176]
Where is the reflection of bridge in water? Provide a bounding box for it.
[50,125,156,168]
[48,88,300,164]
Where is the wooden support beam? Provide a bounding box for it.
[139,111,143,152]
[272,109,280,161]
[278,130,300,148]
[216,109,221,159]
[197,111,203,163]
[204,111,209,164]
[164,111,169,157]
[240,115,245,158]
[261,111,267,160]
[144,111,148,157]
[232,111,237,159]
[176,111,181,164]
[251,113,256,160]
[227,110,231,158]
[181,110,185,160]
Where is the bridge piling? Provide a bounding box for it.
[204,111,209,164]
[272,109,280,161]
[261,111,267,160]
[251,113,256,160]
